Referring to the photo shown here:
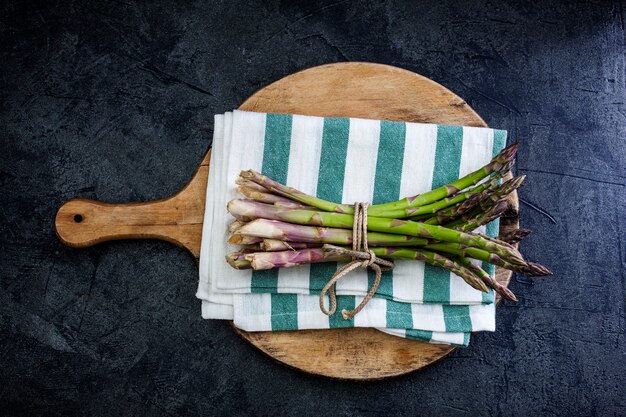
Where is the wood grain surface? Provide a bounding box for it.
[55,62,519,380]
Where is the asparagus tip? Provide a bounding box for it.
[498,142,519,162]
[500,286,518,302]
[501,228,531,244]
[526,262,553,276]
[239,169,256,179]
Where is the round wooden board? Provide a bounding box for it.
[234,62,518,379]
[55,62,519,380]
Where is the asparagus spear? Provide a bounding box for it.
[228,220,247,233]
[261,239,322,251]
[403,171,509,219]
[235,218,430,247]
[366,143,518,216]
[452,256,517,301]
[239,143,519,216]
[225,252,252,269]
[468,232,516,250]
[240,246,487,293]
[445,200,511,231]
[369,247,488,292]
[235,177,270,192]
[244,247,347,270]
[236,219,552,275]
[423,176,524,225]
[227,234,263,245]
[237,186,308,206]
[227,199,526,265]
[424,242,551,276]
[500,228,531,244]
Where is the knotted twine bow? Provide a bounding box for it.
[319,202,395,320]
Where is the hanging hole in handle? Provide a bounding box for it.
[73,214,83,223]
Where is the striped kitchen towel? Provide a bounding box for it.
[201,300,473,346]
[198,110,506,305]
[196,111,506,344]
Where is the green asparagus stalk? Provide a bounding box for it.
[452,256,517,301]
[373,171,510,219]
[468,231,516,250]
[445,199,511,231]
[239,143,519,216]
[365,143,518,216]
[236,219,550,274]
[239,246,487,293]
[403,171,509,220]
[227,199,526,265]
[500,228,531,244]
[424,242,551,276]
[423,176,524,225]
[239,170,354,214]
[368,247,488,292]
[235,218,430,247]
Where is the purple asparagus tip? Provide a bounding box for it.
[497,142,519,162]
[500,286,518,302]
[501,228,532,244]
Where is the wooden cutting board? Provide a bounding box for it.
[55,62,519,380]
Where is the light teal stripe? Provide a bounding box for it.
[493,129,507,155]
[251,113,293,294]
[442,305,473,332]
[405,329,433,341]
[373,121,406,203]
[329,297,355,328]
[423,125,463,303]
[271,294,298,330]
[463,332,470,347]
[386,300,413,328]
[308,118,356,327]
[404,329,470,347]
[369,121,406,299]
[315,118,351,200]
[309,118,350,294]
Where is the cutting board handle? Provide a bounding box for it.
[54,150,211,258]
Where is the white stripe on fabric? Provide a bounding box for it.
[197,115,223,296]
[206,114,239,303]
[201,300,234,320]
[233,294,272,331]
[277,115,325,292]
[402,123,439,195]
[448,126,497,303]
[390,124,438,303]
[353,297,388,328]
[215,111,267,291]
[296,294,330,329]
[469,302,496,331]
[335,118,381,294]
[391,260,425,304]
[411,303,446,331]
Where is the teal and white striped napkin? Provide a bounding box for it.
[197,110,507,346]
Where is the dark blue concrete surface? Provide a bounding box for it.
[1,1,625,415]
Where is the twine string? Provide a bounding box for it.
[319,202,394,320]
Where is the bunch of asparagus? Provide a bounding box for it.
[224,143,551,301]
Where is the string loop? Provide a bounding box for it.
[319,202,394,320]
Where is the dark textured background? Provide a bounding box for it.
[1,0,625,415]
